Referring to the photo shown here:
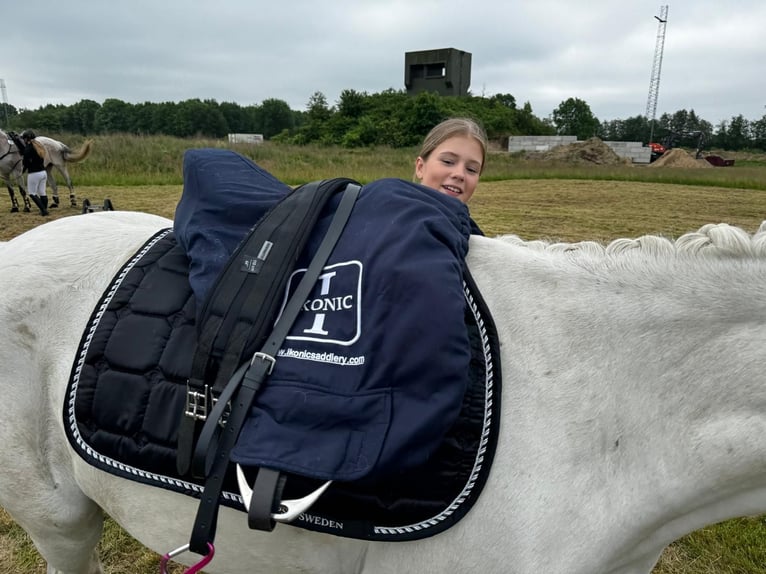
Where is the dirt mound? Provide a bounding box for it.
[649,148,713,168]
[529,137,629,166]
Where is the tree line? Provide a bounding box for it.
[2,90,765,151]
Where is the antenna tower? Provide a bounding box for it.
[0,79,8,127]
[645,5,669,144]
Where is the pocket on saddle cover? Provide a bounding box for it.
[229,382,392,482]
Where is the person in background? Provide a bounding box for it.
[8,129,49,216]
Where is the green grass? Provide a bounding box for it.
[37,133,766,190]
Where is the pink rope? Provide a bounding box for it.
[159,542,215,574]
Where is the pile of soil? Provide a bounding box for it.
[649,148,712,168]
[526,137,629,166]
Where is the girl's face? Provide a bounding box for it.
[415,135,483,203]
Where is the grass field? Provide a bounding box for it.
[1,138,765,573]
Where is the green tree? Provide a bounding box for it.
[654,112,673,144]
[686,109,702,132]
[751,115,766,150]
[364,89,413,145]
[668,109,689,135]
[299,91,333,143]
[18,92,765,150]
[407,91,444,140]
[342,115,379,147]
[711,120,729,149]
[65,99,101,134]
[219,101,249,134]
[95,99,135,133]
[516,101,553,136]
[337,89,368,119]
[725,114,750,150]
[172,99,228,137]
[551,98,599,139]
[151,102,179,135]
[23,103,66,132]
[132,102,157,134]
[307,92,331,120]
[259,98,294,139]
[489,93,516,110]
[600,115,650,142]
[0,102,18,129]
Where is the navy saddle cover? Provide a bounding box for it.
[173,149,476,481]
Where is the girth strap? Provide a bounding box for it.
[188,181,362,555]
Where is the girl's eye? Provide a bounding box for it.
[441,158,454,166]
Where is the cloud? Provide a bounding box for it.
[4,1,764,125]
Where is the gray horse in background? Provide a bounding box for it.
[0,129,30,212]
[0,130,93,211]
[34,135,93,207]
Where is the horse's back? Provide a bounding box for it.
[36,135,67,150]
[0,210,172,418]
[1,211,171,294]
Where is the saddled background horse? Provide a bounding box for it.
[0,129,92,211]
[0,128,29,212]
[1,210,765,574]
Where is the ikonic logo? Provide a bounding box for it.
[282,260,362,345]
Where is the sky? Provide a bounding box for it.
[3,1,765,126]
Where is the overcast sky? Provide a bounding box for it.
[4,1,764,126]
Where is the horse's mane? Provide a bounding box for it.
[497,222,766,259]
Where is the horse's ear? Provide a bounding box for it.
[31,140,50,163]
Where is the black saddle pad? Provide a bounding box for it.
[64,229,502,541]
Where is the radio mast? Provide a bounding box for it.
[0,79,8,127]
[645,5,669,144]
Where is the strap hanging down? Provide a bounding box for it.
[188,181,362,556]
[178,178,358,477]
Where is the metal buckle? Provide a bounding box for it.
[236,464,331,523]
[211,393,231,427]
[184,383,209,421]
[251,351,276,374]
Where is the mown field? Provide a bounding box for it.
[1,136,765,573]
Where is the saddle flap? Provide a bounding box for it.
[231,383,392,480]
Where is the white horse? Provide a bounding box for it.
[0,128,30,212]
[1,211,765,574]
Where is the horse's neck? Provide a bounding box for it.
[466,235,766,561]
[0,132,12,155]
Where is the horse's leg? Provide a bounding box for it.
[57,164,76,206]
[0,365,105,573]
[12,172,32,212]
[5,182,19,212]
[0,342,104,573]
[0,414,105,574]
[46,164,61,207]
[1,465,104,574]
[0,432,105,572]
[18,179,31,212]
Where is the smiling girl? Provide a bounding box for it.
[414,117,488,204]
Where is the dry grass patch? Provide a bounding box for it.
[470,179,766,240]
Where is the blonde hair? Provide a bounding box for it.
[417,117,488,174]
